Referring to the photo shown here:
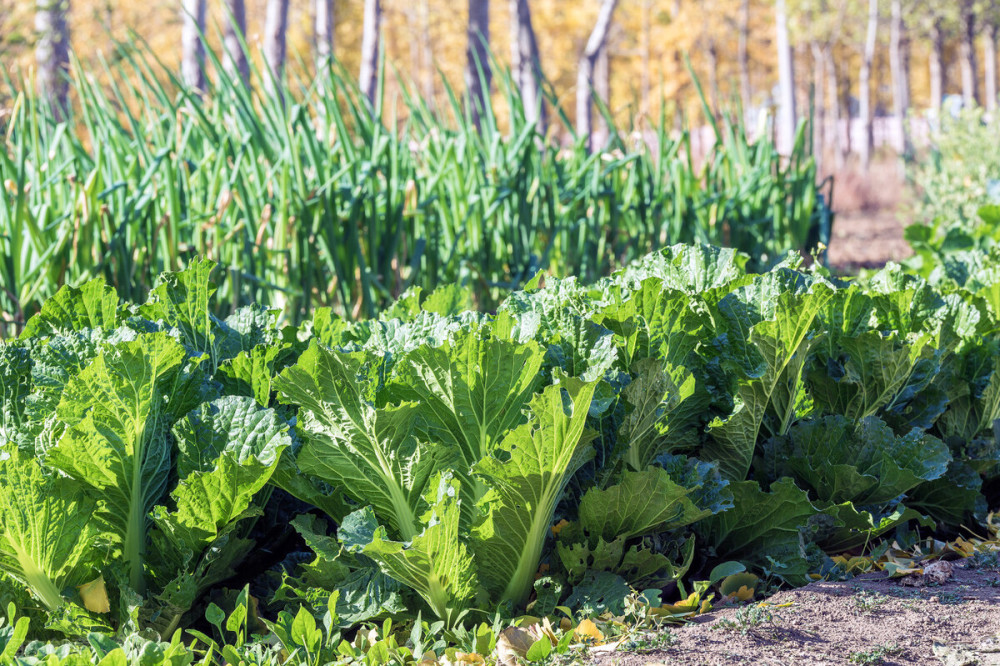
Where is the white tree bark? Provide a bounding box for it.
[960,4,979,108]
[36,0,71,116]
[738,0,751,122]
[181,0,206,91]
[264,0,290,97]
[466,0,491,129]
[576,0,619,152]
[775,0,797,155]
[889,0,911,154]
[223,0,248,87]
[985,23,997,111]
[359,0,382,106]
[858,0,877,169]
[929,18,944,113]
[510,0,545,131]
[316,0,334,66]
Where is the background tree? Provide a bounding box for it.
[465,0,491,129]
[858,0,878,169]
[35,0,71,116]
[889,0,912,155]
[775,0,797,155]
[181,0,206,91]
[315,0,334,69]
[982,2,1000,110]
[959,0,979,107]
[263,0,290,98]
[577,0,619,152]
[222,0,248,87]
[359,0,382,106]
[509,0,546,131]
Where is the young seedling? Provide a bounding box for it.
[848,643,903,665]
[712,603,782,637]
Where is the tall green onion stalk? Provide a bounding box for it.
[0,39,831,333]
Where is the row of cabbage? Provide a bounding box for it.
[0,244,997,660]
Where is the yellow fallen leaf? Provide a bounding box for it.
[551,519,570,537]
[77,576,110,614]
[574,618,604,645]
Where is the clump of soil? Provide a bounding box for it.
[596,559,1000,665]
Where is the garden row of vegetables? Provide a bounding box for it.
[1,242,998,664]
[0,50,828,331]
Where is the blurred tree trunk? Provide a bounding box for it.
[775,0,796,155]
[594,40,609,138]
[316,0,334,68]
[985,22,997,111]
[641,0,652,116]
[825,47,844,168]
[577,0,619,152]
[889,0,911,155]
[223,0,248,87]
[858,0,877,170]
[181,0,206,91]
[959,4,979,107]
[707,37,721,118]
[811,41,825,175]
[510,0,545,131]
[36,0,71,117]
[466,0,491,129]
[929,18,944,113]
[264,0,289,98]
[359,0,382,107]
[738,0,751,122]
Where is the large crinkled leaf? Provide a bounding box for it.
[19,277,120,339]
[215,306,281,360]
[697,478,818,582]
[277,515,407,628]
[907,461,987,526]
[706,282,834,480]
[497,284,616,381]
[362,474,478,625]
[217,344,288,408]
[613,243,749,302]
[472,377,599,606]
[385,328,545,487]
[139,258,220,368]
[808,330,943,428]
[154,396,290,552]
[617,359,704,470]
[45,333,187,593]
[275,342,435,541]
[0,344,31,446]
[577,464,728,542]
[0,450,103,612]
[597,279,707,370]
[815,503,933,553]
[758,416,951,506]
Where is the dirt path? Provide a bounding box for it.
[594,560,1000,665]
[827,210,913,273]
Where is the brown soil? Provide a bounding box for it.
[594,560,1000,665]
[824,159,914,273]
[826,210,913,272]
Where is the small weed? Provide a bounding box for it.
[968,549,1000,570]
[937,591,964,605]
[852,590,887,614]
[848,643,903,665]
[712,604,781,637]
[620,630,676,653]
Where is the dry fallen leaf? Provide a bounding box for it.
[495,627,535,666]
[77,576,111,614]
